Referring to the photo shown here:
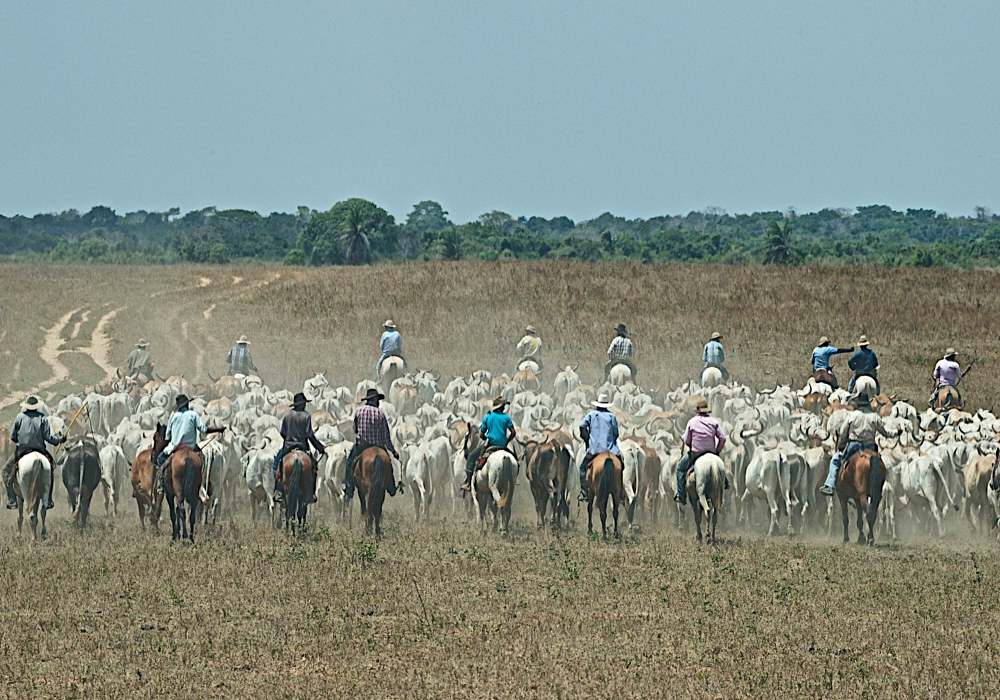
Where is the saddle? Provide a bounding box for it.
[475,445,515,470]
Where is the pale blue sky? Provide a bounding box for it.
[1,1,998,223]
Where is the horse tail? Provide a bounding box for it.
[598,456,614,502]
[26,456,43,512]
[288,455,302,515]
[370,454,386,513]
[498,454,516,509]
[931,459,957,511]
[182,456,196,503]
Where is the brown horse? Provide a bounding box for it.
[353,446,392,537]
[586,452,624,539]
[281,449,315,533]
[811,368,837,388]
[163,444,203,542]
[930,385,962,410]
[523,440,571,529]
[836,448,886,545]
[130,423,166,531]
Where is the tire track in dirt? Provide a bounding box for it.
[0,308,79,410]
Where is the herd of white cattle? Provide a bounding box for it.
[8,365,1000,544]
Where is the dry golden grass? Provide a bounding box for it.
[2,261,1000,698]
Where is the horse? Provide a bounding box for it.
[162,444,203,542]
[281,449,314,534]
[522,440,570,529]
[61,437,101,528]
[930,385,962,410]
[811,368,837,388]
[131,423,166,531]
[379,356,406,392]
[354,446,393,537]
[14,452,51,540]
[853,375,878,398]
[471,449,518,535]
[685,453,727,544]
[586,452,624,539]
[608,364,632,387]
[701,366,724,388]
[516,359,541,375]
[836,448,885,545]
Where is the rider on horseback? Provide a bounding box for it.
[605,324,636,381]
[226,336,258,376]
[3,396,65,510]
[673,396,729,505]
[343,388,399,498]
[810,336,853,389]
[820,391,896,496]
[702,332,729,383]
[272,392,326,504]
[125,339,155,381]
[461,396,517,492]
[376,320,405,381]
[847,335,879,394]
[577,393,621,501]
[155,395,225,493]
[929,348,964,406]
[516,325,543,372]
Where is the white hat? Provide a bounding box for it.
[592,393,612,409]
[237,335,250,345]
[20,395,43,412]
[383,320,397,329]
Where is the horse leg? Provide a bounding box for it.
[693,499,704,543]
[866,496,879,545]
[855,497,867,545]
[16,498,23,535]
[840,495,850,543]
[39,500,47,540]
[612,493,620,539]
[587,498,594,535]
[188,497,197,543]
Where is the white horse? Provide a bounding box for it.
[472,450,518,535]
[15,452,51,540]
[687,453,727,543]
[853,375,878,398]
[701,366,724,388]
[608,364,632,386]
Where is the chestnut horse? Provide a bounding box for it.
[281,449,315,533]
[353,446,392,537]
[131,423,166,531]
[811,368,837,388]
[163,444,203,542]
[586,452,624,539]
[836,448,886,545]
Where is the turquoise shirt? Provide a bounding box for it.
[480,411,514,448]
[164,408,207,454]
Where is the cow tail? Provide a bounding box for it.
[370,454,386,513]
[931,460,956,511]
[183,456,196,504]
[598,456,614,502]
[288,456,302,516]
[498,454,516,509]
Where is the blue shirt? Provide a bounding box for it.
[165,408,207,451]
[848,348,878,375]
[580,409,621,456]
[703,340,725,367]
[810,346,839,371]
[380,330,402,355]
[480,411,514,448]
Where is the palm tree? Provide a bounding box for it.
[340,201,370,265]
[762,220,793,265]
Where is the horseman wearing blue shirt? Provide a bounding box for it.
[376,320,405,381]
[461,396,516,491]
[577,393,621,501]
[810,336,853,389]
[703,332,729,382]
[847,335,880,394]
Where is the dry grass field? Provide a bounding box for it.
[1,261,1000,698]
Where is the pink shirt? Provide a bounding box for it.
[933,359,962,386]
[683,414,727,453]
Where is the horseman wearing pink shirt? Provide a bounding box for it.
[673,396,729,505]
[929,347,972,407]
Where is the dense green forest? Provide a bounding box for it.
[1,200,998,267]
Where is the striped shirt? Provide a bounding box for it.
[353,404,395,452]
[226,344,256,375]
[703,340,725,366]
[608,336,634,362]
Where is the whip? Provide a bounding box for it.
[54,401,88,456]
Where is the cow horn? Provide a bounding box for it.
[116,368,122,378]
[207,371,219,382]
[154,372,167,381]
[572,363,579,372]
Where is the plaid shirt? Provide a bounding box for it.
[226,344,256,375]
[703,340,725,366]
[608,336,634,362]
[353,404,395,452]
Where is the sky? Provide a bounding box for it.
[1,1,998,224]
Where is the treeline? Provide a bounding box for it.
[1,200,998,268]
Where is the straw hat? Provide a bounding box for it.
[818,336,830,346]
[858,335,869,347]
[525,325,536,334]
[710,332,723,341]
[945,347,956,359]
[383,320,397,329]
[136,338,149,348]
[694,396,711,414]
[492,396,507,411]
[237,335,250,345]
[592,393,613,409]
[20,395,43,412]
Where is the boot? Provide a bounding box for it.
[387,472,398,498]
[47,470,55,510]
[274,480,284,503]
[5,483,17,510]
[460,469,473,492]
[578,485,588,502]
[156,465,166,495]
[342,461,355,499]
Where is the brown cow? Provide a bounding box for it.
[512,367,540,393]
[960,453,996,534]
[522,440,570,529]
[801,392,829,416]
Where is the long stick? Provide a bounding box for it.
[55,402,88,456]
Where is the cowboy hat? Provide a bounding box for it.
[854,392,871,407]
[293,392,309,406]
[175,394,191,409]
[383,320,397,329]
[694,396,711,414]
[20,395,43,412]
[615,323,628,335]
[525,324,536,334]
[945,347,957,358]
[363,388,385,403]
[818,336,830,346]
[592,393,612,409]
[237,335,250,344]
[491,396,507,411]
[710,332,723,341]
[136,338,149,348]
[858,335,869,347]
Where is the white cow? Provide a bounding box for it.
[619,439,645,526]
[98,443,129,518]
[897,453,957,537]
[741,448,794,536]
